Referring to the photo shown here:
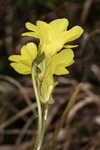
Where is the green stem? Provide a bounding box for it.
[42,104,48,141]
[32,66,42,150]
[45,83,83,150]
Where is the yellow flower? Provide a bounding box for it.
[8,43,37,74]
[22,18,84,56]
[40,48,74,103]
[8,18,84,103]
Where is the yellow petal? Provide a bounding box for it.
[37,21,54,43]
[22,22,39,38]
[64,44,78,49]
[37,21,58,55]
[8,55,32,65]
[52,49,74,67]
[63,26,84,43]
[54,66,69,75]
[8,54,34,66]
[21,32,39,38]
[8,55,22,62]
[25,22,37,32]
[50,18,69,31]
[10,63,31,74]
[21,42,37,61]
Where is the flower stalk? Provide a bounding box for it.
[32,65,48,150]
[32,66,42,150]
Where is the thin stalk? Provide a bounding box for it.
[41,104,48,141]
[32,66,42,150]
[45,83,83,150]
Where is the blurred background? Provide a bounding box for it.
[0,0,100,150]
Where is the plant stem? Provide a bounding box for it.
[42,104,48,141]
[32,66,49,150]
[32,66,42,150]
[45,83,83,150]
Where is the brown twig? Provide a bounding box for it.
[16,116,35,147]
[0,129,33,135]
[0,104,36,131]
[0,75,34,109]
[81,0,94,24]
